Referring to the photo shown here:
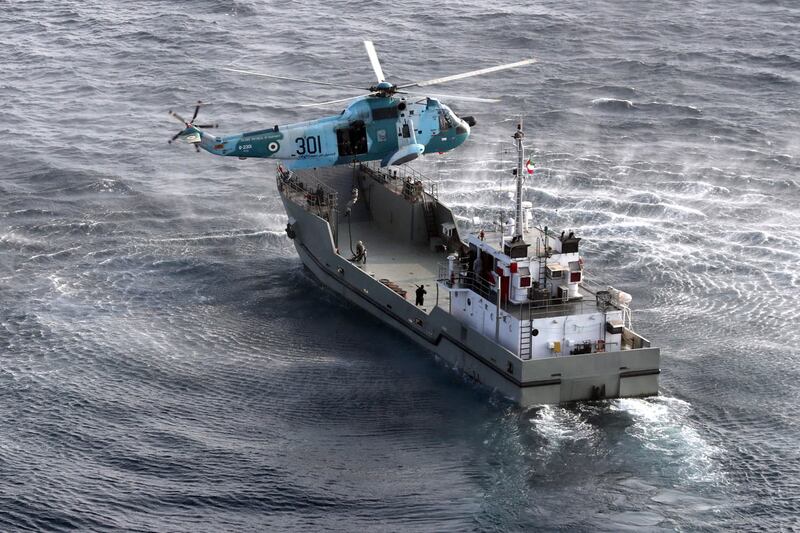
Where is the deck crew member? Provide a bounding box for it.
[473,253,482,275]
[415,284,427,306]
[351,240,367,264]
[345,187,359,216]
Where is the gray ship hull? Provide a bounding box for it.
[279,165,659,405]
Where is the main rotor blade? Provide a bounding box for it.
[169,111,188,124]
[195,124,217,129]
[191,102,201,122]
[298,94,366,108]
[397,58,537,89]
[223,67,366,90]
[364,40,385,83]
[400,90,500,103]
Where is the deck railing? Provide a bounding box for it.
[358,161,439,201]
[276,166,339,219]
[436,262,623,321]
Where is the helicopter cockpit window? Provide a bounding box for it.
[438,111,453,131]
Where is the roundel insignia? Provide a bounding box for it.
[268,141,280,152]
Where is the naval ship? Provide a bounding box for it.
[277,124,660,405]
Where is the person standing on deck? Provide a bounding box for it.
[415,285,427,306]
[350,240,367,264]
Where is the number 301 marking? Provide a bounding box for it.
[295,135,321,155]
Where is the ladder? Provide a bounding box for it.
[429,182,439,200]
[536,237,547,288]
[519,321,532,360]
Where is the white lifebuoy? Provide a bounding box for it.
[268,141,280,152]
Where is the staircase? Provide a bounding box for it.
[421,181,439,242]
[422,198,437,239]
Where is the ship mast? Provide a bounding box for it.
[513,120,525,240]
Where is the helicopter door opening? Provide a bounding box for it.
[336,121,368,157]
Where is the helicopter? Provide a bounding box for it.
[168,41,535,169]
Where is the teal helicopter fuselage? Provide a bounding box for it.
[181,96,472,169]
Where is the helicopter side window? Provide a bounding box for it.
[372,106,398,121]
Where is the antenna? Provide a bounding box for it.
[513,118,525,241]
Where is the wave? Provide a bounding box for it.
[592,97,635,111]
[591,98,702,117]
[144,229,284,244]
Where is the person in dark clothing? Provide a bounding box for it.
[350,240,367,264]
[415,284,427,306]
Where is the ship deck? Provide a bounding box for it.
[338,220,450,313]
[337,220,604,319]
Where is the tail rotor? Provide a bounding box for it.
[167,101,218,152]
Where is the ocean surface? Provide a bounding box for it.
[2,0,799,530]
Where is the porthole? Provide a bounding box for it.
[531,328,539,336]
[467,298,472,306]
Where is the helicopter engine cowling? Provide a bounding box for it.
[381,143,425,167]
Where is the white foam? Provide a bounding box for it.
[27,245,82,262]
[592,97,635,108]
[611,397,724,483]
[529,404,599,451]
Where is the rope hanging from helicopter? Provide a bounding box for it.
[346,163,357,256]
